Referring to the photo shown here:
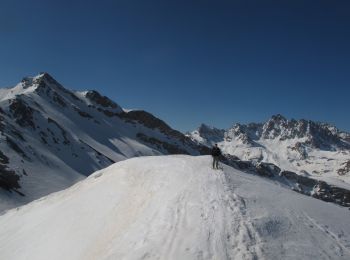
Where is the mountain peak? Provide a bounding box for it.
[269,114,287,122]
[34,72,63,88]
[37,72,53,79]
[17,72,64,93]
[198,123,215,131]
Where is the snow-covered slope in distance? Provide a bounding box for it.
[0,73,204,212]
[0,155,349,260]
[189,115,350,188]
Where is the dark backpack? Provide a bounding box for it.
[211,147,221,156]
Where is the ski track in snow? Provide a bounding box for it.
[99,158,264,260]
[1,155,350,260]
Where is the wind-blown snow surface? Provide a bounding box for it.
[1,155,349,260]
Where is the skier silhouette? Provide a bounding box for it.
[211,144,222,169]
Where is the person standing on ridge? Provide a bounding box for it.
[211,143,222,169]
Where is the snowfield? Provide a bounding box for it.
[0,155,350,260]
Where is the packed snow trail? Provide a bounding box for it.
[0,156,350,260]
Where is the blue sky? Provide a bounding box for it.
[0,0,349,132]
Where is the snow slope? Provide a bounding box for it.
[0,73,204,212]
[1,155,349,260]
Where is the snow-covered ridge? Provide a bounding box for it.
[188,115,350,187]
[1,155,349,260]
[0,73,205,212]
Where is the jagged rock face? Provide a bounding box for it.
[312,181,350,207]
[34,73,81,103]
[0,150,21,194]
[304,121,346,150]
[338,160,350,176]
[225,123,261,145]
[85,90,120,110]
[136,133,190,155]
[191,114,349,150]
[196,124,225,144]
[121,110,184,141]
[9,98,35,129]
[259,115,348,149]
[290,142,308,159]
[262,114,288,139]
[192,114,350,151]
[256,162,281,177]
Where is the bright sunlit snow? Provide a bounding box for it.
[1,155,349,260]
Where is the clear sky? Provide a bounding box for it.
[0,0,349,132]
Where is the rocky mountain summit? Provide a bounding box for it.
[0,73,207,211]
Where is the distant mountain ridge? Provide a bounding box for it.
[192,114,349,149]
[188,114,350,186]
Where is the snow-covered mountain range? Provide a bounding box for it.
[1,73,350,260]
[0,73,207,212]
[1,72,349,214]
[1,155,349,260]
[188,115,350,188]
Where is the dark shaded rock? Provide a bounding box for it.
[0,150,9,164]
[290,142,308,159]
[6,136,28,159]
[262,114,288,139]
[37,72,60,86]
[121,111,184,141]
[34,73,81,102]
[232,160,253,170]
[33,101,45,111]
[256,162,281,177]
[9,98,35,129]
[280,170,298,180]
[52,92,67,107]
[47,118,70,144]
[21,77,33,88]
[225,123,259,145]
[73,106,93,119]
[195,124,225,143]
[0,165,21,193]
[224,154,241,161]
[278,170,350,207]
[11,129,25,141]
[79,139,115,164]
[281,170,318,187]
[137,133,189,155]
[220,154,254,171]
[40,136,48,144]
[337,160,350,176]
[85,90,119,109]
[313,181,350,207]
[97,107,117,117]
